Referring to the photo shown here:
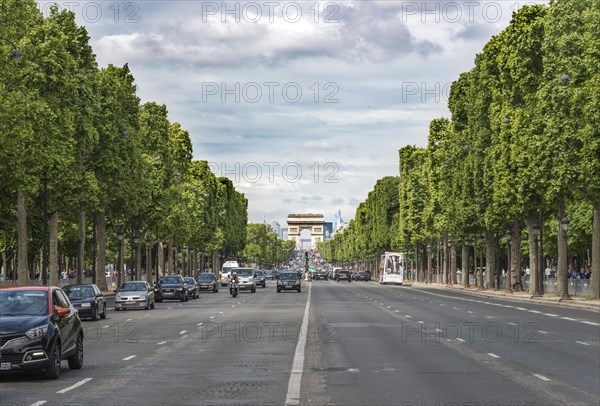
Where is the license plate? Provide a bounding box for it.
[0,363,12,371]
[126,300,134,304]
[164,292,173,295]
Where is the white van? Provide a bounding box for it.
[220,261,239,286]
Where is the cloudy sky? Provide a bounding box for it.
[37,0,547,227]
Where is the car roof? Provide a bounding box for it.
[0,285,54,291]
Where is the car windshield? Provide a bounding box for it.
[256,271,264,276]
[236,269,253,276]
[184,278,195,284]
[280,273,298,281]
[64,285,95,299]
[0,290,48,316]
[160,277,181,284]
[198,274,214,280]
[120,283,146,292]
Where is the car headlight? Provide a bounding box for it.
[176,288,183,291]
[26,325,49,339]
[139,294,147,300]
[81,303,91,308]
[116,294,122,300]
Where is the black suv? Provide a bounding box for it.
[314,269,328,280]
[154,275,189,302]
[0,286,84,379]
[336,270,352,282]
[277,272,302,293]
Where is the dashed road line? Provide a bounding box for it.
[576,341,590,346]
[179,330,187,335]
[532,373,551,382]
[122,355,136,361]
[581,320,600,326]
[157,341,167,345]
[487,353,500,359]
[56,378,93,394]
[29,401,46,406]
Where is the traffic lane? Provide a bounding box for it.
[60,285,307,405]
[0,287,259,405]
[343,283,600,403]
[303,282,559,406]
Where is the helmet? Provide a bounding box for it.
[232,272,237,276]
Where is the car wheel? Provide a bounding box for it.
[100,304,107,319]
[298,287,301,293]
[68,334,84,369]
[115,307,121,311]
[277,288,281,293]
[45,342,61,379]
[91,305,99,321]
[180,296,186,302]
[251,287,256,293]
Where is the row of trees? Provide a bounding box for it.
[242,224,296,268]
[0,0,248,290]
[319,0,599,298]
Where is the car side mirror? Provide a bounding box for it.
[55,306,70,317]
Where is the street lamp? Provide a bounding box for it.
[531,221,542,297]
[0,35,23,59]
[501,117,511,124]
[427,243,432,284]
[560,216,572,301]
[560,74,570,84]
[446,238,452,286]
[117,229,125,287]
[505,231,513,293]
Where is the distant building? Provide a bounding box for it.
[333,209,345,235]
[281,227,288,240]
[271,221,282,239]
[323,222,333,241]
[287,213,324,249]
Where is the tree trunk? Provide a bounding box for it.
[450,239,457,285]
[145,231,152,284]
[182,247,187,277]
[526,217,537,295]
[167,239,174,275]
[486,231,496,289]
[462,241,469,287]
[212,250,219,276]
[557,199,568,296]
[157,240,164,277]
[591,198,599,299]
[77,209,85,284]
[49,210,59,286]
[136,239,142,280]
[511,221,523,292]
[95,209,108,291]
[17,187,29,284]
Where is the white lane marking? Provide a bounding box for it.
[487,353,500,359]
[210,316,215,319]
[386,306,391,309]
[197,322,203,326]
[418,321,425,324]
[168,307,173,309]
[232,305,236,308]
[435,328,442,332]
[545,313,558,317]
[485,316,493,319]
[220,311,224,314]
[539,330,549,334]
[122,355,136,361]
[576,341,590,346]
[394,310,400,313]
[515,307,527,311]
[581,321,600,326]
[285,282,312,406]
[144,313,150,317]
[29,402,46,406]
[452,307,458,310]
[347,368,359,373]
[528,310,542,314]
[532,373,551,382]
[181,335,189,339]
[126,318,132,322]
[467,311,473,314]
[456,338,465,342]
[106,307,114,311]
[56,378,93,394]
[508,322,517,326]
[157,341,167,345]
[405,315,412,318]
[561,317,578,321]
[102,325,109,329]
[179,330,187,335]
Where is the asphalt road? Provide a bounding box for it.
[1,280,598,406]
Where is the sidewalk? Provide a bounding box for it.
[408,281,600,312]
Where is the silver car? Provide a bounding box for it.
[115,281,155,311]
[233,268,256,293]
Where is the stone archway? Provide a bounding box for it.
[287,214,324,249]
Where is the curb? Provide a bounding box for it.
[409,282,600,311]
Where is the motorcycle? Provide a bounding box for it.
[229,281,239,297]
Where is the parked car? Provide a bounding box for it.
[277,272,302,293]
[255,270,267,288]
[0,286,84,379]
[355,271,369,281]
[336,270,352,282]
[197,273,218,293]
[154,275,189,302]
[63,283,107,320]
[183,277,200,299]
[115,281,155,310]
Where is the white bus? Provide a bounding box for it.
[379,252,404,285]
[220,261,239,286]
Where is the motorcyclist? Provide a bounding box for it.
[230,272,239,284]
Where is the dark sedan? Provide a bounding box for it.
[183,277,200,299]
[0,286,84,379]
[277,272,301,293]
[154,275,189,302]
[63,283,107,320]
[197,273,218,293]
[255,270,267,288]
